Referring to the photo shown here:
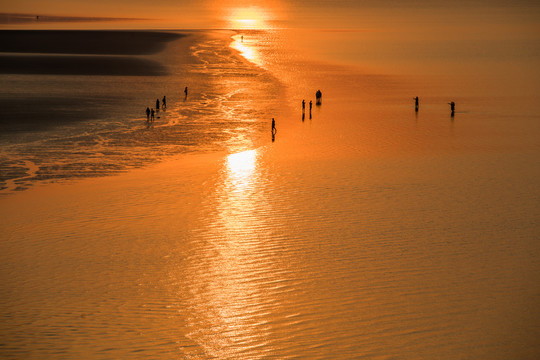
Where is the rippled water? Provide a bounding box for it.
[1,28,540,359]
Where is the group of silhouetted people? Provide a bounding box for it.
[145,88,190,123]
[300,90,322,121]
[145,96,166,122]
[272,89,323,141]
[413,96,456,116]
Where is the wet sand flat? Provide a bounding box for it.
[0,30,183,77]
[0,30,183,55]
[0,54,167,76]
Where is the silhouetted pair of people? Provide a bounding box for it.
[413,96,455,115]
[155,96,167,111]
[301,100,313,120]
[146,107,156,122]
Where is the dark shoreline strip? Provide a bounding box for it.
[0,13,145,25]
[0,30,183,55]
[0,55,167,76]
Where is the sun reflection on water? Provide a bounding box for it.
[230,35,264,68]
[226,149,257,189]
[185,147,276,357]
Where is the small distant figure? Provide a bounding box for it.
[184,86,188,97]
[162,96,166,109]
[449,101,455,115]
[146,107,150,121]
[271,118,276,134]
[414,96,419,111]
[156,98,160,110]
[151,108,155,121]
[309,100,312,112]
[241,35,244,43]
[302,99,305,112]
[315,90,322,105]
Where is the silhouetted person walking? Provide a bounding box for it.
[184,87,188,97]
[156,98,160,110]
[449,101,455,115]
[151,108,155,121]
[271,118,276,134]
[302,99,305,112]
[162,96,166,109]
[146,107,150,121]
[414,96,419,111]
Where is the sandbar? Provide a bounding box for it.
[0,30,183,55]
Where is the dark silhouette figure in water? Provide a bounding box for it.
[414,96,419,112]
[151,108,155,121]
[316,90,322,105]
[162,96,166,109]
[302,99,305,112]
[156,98,160,110]
[146,107,150,121]
[184,87,188,98]
[309,100,313,112]
[271,118,276,134]
[449,101,455,116]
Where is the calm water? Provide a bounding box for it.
[1,26,540,359]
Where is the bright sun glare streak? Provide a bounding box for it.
[227,7,272,29]
[227,150,257,188]
[231,39,257,63]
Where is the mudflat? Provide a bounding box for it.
[0,30,183,55]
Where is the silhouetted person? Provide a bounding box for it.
[316,90,322,105]
[449,101,455,115]
[184,87,188,97]
[151,108,155,121]
[271,118,276,134]
[414,96,419,111]
[146,107,150,121]
[309,100,312,112]
[302,99,305,112]
[156,98,160,110]
[162,96,166,109]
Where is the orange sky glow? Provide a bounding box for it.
[1,0,539,31]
